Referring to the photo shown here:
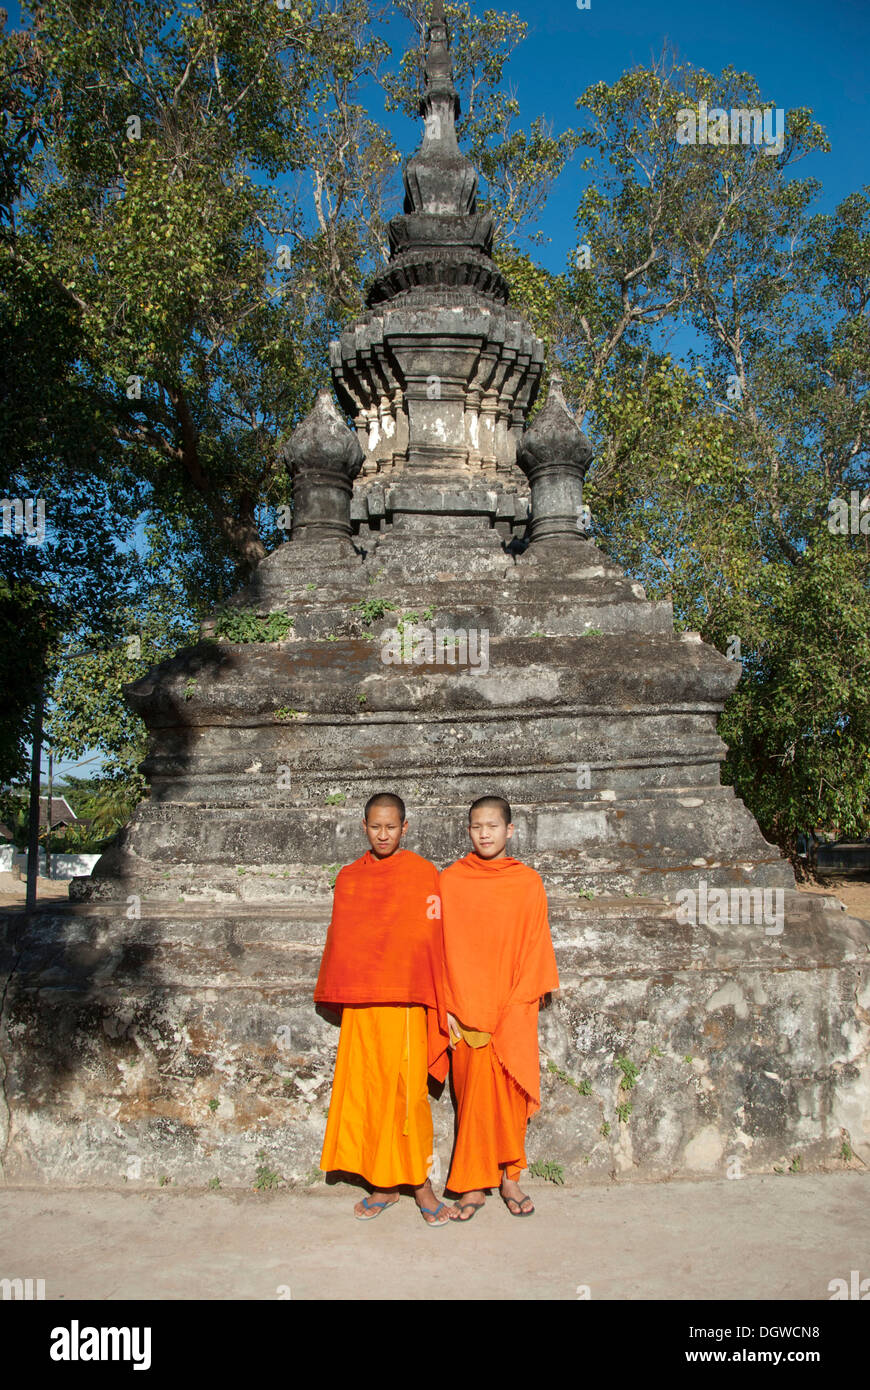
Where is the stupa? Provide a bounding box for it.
[1,0,867,1186]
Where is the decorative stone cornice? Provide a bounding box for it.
[282,388,363,541]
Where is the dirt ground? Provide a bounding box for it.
[1,1172,867,1300]
[795,872,870,921]
[0,870,74,907]
[2,868,869,917]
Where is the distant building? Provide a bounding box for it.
[38,796,80,831]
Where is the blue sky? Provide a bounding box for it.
[9,0,868,783]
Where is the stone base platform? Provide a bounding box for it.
[2,891,867,1187]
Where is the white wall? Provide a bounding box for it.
[1,848,101,879]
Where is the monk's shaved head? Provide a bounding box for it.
[365,792,407,823]
[468,795,512,826]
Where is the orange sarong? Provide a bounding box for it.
[440,853,559,1191]
[447,1036,527,1190]
[320,1004,432,1188]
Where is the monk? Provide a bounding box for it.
[440,795,559,1220]
[314,792,452,1225]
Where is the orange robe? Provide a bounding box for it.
[314,848,449,1186]
[440,853,559,1191]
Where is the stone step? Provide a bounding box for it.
[86,792,785,874]
[127,632,736,726]
[277,596,674,641]
[5,894,863,994]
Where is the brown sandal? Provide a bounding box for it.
[500,1189,534,1217]
[452,1201,485,1221]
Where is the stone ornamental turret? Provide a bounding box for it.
[282,389,363,542]
[517,374,594,543]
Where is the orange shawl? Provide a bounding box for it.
[314,848,449,1082]
[439,853,559,1113]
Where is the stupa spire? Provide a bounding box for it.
[332,0,543,490]
[402,0,476,218]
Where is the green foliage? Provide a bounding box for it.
[546,1059,592,1095]
[616,1101,633,1124]
[214,609,293,642]
[325,792,346,805]
[350,597,396,625]
[253,1151,282,1190]
[47,593,202,796]
[615,1055,640,1091]
[0,775,145,854]
[527,1160,564,1184]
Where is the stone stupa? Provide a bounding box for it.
[1,0,867,1186]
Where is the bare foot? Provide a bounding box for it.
[354,1188,399,1220]
[500,1176,534,1215]
[414,1178,451,1225]
[450,1188,487,1221]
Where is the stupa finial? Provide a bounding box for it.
[400,0,475,218]
[423,0,454,93]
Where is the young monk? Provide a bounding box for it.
[440,795,559,1220]
[314,792,452,1226]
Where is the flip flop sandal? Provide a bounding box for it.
[354,1196,397,1220]
[500,1192,535,1217]
[418,1200,451,1226]
[453,1201,485,1222]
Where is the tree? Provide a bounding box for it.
[540,52,869,856]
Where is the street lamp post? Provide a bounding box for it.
[25,683,44,910]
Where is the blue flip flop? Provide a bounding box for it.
[354,1196,397,1220]
[418,1199,451,1226]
